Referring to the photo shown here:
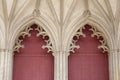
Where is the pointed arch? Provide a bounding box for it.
[13,24,54,80]
[13,24,53,53]
[8,15,58,54]
[68,24,109,80]
[64,15,112,80]
[64,15,113,55]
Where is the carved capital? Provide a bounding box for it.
[0,49,12,53]
[111,49,120,54]
[110,49,118,53]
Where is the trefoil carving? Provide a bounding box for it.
[69,26,86,53]
[89,26,109,53]
[35,26,53,53]
[14,26,33,52]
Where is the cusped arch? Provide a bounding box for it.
[9,16,58,55]
[64,16,113,55]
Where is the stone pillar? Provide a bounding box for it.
[62,51,68,80]
[54,51,68,80]
[0,49,13,80]
[0,50,5,80]
[54,52,59,80]
[109,50,119,80]
[118,50,120,80]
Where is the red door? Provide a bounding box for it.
[68,25,109,80]
[13,24,54,80]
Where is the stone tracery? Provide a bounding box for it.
[13,24,53,53]
[89,25,109,53]
[69,25,109,54]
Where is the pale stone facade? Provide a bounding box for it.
[0,0,120,80]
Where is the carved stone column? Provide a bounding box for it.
[109,50,119,80]
[118,50,120,80]
[54,51,68,80]
[62,51,68,80]
[0,50,4,80]
[0,49,13,80]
